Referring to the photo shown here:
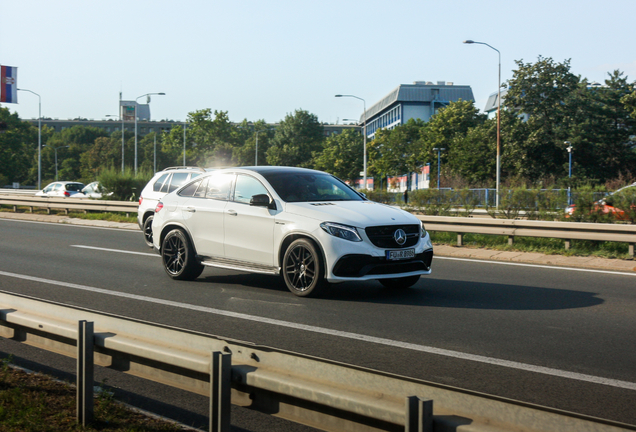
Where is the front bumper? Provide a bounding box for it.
[332,249,433,278]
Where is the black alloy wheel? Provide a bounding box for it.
[379,275,420,289]
[143,215,154,248]
[161,229,204,280]
[282,239,324,297]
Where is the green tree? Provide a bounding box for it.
[503,57,580,180]
[232,119,273,166]
[266,109,324,167]
[40,125,108,183]
[368,118,425,178]
[448,119,496,185]
[567,71,636,181]
[313,129,363,181]
[622,90,636,120]
[0,108,39,185]
[415,100,486,182]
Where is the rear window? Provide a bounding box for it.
[153,173,170,192]
[65,183,84,192]
[168,173,190,193]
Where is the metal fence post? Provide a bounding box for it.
[77,320,94,426]
[405,396,433,432]
[210,351,232,432]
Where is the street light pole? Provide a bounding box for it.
[18,88,42,189]
[105,112,124,173]
[53,145,69,181]
[183,121,187,166]
[134,92,165,175]
[255,131,259,166]
[566,141,573,205]
[464,40,501,209]
[432,148,445,189]
[336,94,367,189]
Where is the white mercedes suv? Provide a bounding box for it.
[151,167,433,297]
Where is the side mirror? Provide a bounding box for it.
[250,194,271,207]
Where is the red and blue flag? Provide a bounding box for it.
[1,65,18,103]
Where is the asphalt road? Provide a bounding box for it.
[1,218,635,428]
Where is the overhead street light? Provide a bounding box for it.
[134,92,165,175]
[336,94,367,189]
[432,148,446,189]
[464,39,501,209]
[17,88,42,189]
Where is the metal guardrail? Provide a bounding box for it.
[0,188,38,195]
[2,194,635,257]
[419,215,636,258]
[0,194,138,215]
[0,291,634,432]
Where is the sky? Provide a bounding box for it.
[1,0,635,125]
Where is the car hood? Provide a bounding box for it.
[283,201,418,227]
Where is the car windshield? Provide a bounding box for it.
[262,171,363,203]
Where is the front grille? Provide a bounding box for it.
[332,250,433,277]
[365,224,420,248]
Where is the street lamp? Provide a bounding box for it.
[464,39,501,209]
[17,88,42,189]
[45,145,69,181]
[432,148,445,189]
[336,94,367,189]
[565,141,573,205]
[134,92,165,174]
[183,121,187,166]
[105,112,125,173]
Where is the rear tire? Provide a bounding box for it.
[282,239,325,297]
[143,215,154,248]
[161,229,204,280]
[379,275,420,289]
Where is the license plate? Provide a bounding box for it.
[386,249,415,261]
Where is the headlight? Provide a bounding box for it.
[320,222,362,242]
[421,221,427,237]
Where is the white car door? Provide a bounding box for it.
[183,173,234,259]
[223,174,276,266]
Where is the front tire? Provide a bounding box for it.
[379,275,420,289]
[161,229,204,280]
[143,215,154,248]
[282,239,324,297]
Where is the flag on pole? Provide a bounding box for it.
[1,65,18,103]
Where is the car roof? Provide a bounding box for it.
[214,166,327,176]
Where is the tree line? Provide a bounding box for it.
[1,56,635,190]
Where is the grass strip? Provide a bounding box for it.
[0,357,183,431]
[430,231,632,260]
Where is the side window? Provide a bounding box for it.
[189,172,201,180]
[154,173,170,192]
[205,173,234,200]
[52,184,61,191]
[168,173,189,193]
[193,178,209,198]
[178,178,202,197]
[234,175,269,204]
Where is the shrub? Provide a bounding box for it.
[97,167,153,201]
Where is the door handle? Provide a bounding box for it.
[227,210,238,216]
[185,207,196,213]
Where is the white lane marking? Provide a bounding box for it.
[2,271,635,390]
[436,256,636,277]
[0,217,139,233]
[70,245,158,257]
